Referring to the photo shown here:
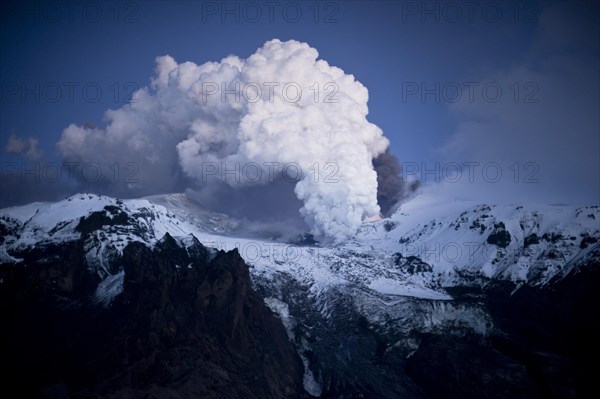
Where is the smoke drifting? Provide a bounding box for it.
[372,150,404,216]
[57,39,398,241]
[5,134,43,161]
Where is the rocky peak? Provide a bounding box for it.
[0,233,307,398]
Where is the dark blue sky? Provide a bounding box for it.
[1,1,599,206]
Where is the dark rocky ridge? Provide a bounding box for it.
[0,233,307,398]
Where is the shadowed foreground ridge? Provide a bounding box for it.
[0,232,307,398]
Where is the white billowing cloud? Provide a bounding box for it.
[57,39,389,241]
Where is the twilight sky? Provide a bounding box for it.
[1,0,599,210]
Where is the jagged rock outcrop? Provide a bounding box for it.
[0,233,307,398]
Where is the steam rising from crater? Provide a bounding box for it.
[58,39,398,241]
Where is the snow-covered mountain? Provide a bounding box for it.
[2,192,598,295]
[1,192,599,398]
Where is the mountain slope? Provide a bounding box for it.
[1,192,599,398]
[0,230,307,398]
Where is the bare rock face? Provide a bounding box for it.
[0,233,307,399]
